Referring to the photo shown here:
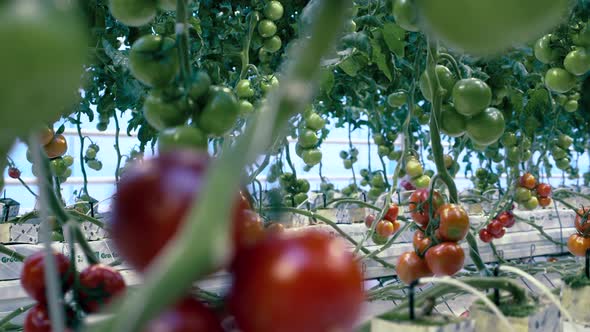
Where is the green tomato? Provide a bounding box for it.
[452,78,492,117]
[387,91,407,108]
[87,160,103,171]
[466,107,505,146]
[158,125,208,152]
[62,155,74,167]
[198,86,240,136]
[564,99,579,113]
[239,100,255,115]
[419,65,456,101]
[350,148,359,157]
[570,92,581,101]
[555,157,571,170]
[418,113,430,125]
[556,94,568,106]
[302,149,322,166]
[50,159,67,177]
[534,34,559,64]
[572,23,590,47]
[523,196,539,210]
[294,193,309,205]
[360,169,370,178]
[416,0,569,55]
[305,113,326,131]
[264,1,284,21]
[189,71,212,101]
[258,19,277,38]
[343,159,353,169]
[413,175,431,189]
[501,132,517,147]
[378,145,390,157]
[373,134,385,145]
[393,0,419,32]
[85,148,97,160]
[110,0,156,27]
[89,144,100,153]
[491,153,504,163]
[386,132,397,141]
[564,49,590,76]
[557,134,573,149]
[263,36,282,53]
[0,2,87,144]
[129,35,179,88]
[405,159,423,178]
[236,79,255,98]
[388,150,402,161]
[96,122,108,132]
[157,0,177,11]
[371,174,385,188]
[339,150,349,159]
[520,136,532,150]
[440,104,467,137]
[261,76,279,93]
[298,130,319,148]
[521,149,532,161]
[258,48,273,63]
[297,179,311,193]
[506,146,520,163]
[62,168,72,179]
[515,187,532,203]
[551,146,568,159]
[360,179,369,187]
[545,68,576,93]
[143,93,188,131]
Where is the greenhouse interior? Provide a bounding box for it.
[2,0,590,331]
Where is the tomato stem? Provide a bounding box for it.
[0,304,34,328]
[76,111,89,196]
[239,11,260,80]
[0,243,25,262]
[176,0,192,87]
[113,110,122,183]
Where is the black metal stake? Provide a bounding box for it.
[322,192,327,208]
[493,265,500,306]
[409,280,418,321]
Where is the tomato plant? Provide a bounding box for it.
[384,204,400,222]
[197,86,240,136]
[413,229,431,255]
[78,264,126,313]
[568,233,590,257]
[396,251,433,285]
[408,189,444,227]
[575,208,590,236]
[393,0,419,32]
[129,34,179,88]
[452,78,492,117]
[519,173,537,190]
[43,134,68,159]
[419,65,455,101]
[436,204,469,242]
[479,229,493,243]
[465,107,505,146]
[229,231,364,332]
[545,68,576,93]
[21,251,73,303]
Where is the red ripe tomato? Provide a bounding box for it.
[424,242,465,276]
[575,208,590,236]
[536,183,551,197]
[567,233,590,257]
[408,189,444,227]
[538,197,552,208]
[229,231,364,332]
[384,204,400,222]
[492,227,506,239]
[78,264,126,313]
[413,229,431,255]
[144,297,223,332]
[364,214,376,228]
[24,304,75,332]
[486,220,504,237]
[497,211,515,228]
[396,251,433,285]
[233,210,266,251]
[436,204,469,242]
[266,222,285,236]
[519,173,537,190]
[21,251,73,303]
[8,167,21,179]
[479,229,493,243]
[110,151,249,271]
[376,220,395,237]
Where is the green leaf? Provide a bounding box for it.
[55,124,65,135]
[370,37,393,81]
[341,32,372,56]
[319,68,335,94]
[338,55,368,77]
[382,23,406,57]
[102,38,127,67]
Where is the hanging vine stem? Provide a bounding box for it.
[0,243,25,261]
[17,176,38,198]
[176,0,192,87]
[348,122,358,187]
[239,11,260,80]
[425,40,487,275]
[113,110,122,183]
[0,304,34,329]
[86,1,353,330]
[76,112,89,196]
[284,142,297,177]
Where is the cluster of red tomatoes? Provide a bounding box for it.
[568,207,590,257]
[20,251,125,331]
[364,204,402,245]
[395,189,469,284]
[515,173,552,210]
[109,150,365,332]
[478,209,515,243]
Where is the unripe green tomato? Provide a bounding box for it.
[298,130,319,148]
[555,94,568,106]
[236,79,255,98]
[373,134,385,145]
[564,99,578,112]
[386,132,397,141]
[264,1,284,21]
[452,78,492,117]
[158,125,208,152]
[378,145,390,157]
[96,122,108,132]
[258,19,277,38]
[388,150,402,161]
[405,159,423,178]
[515,187,532,203]
[85,148,97,160]
[339,150,349,159]
[418,113,430,125]
[569,92,581,101]
[521,149,532,161]
[371,174,385,188]
[368,188,383,202]
[523,196,539,210]
[62,168,72,178]
[387,91,407,108]
[563,48,590,76]
[258,48,273,63]
[551,146,567,159]
[360,169,369,178]
[491,153,504,163]
[557,134,573,149]
[305,113,326,131]
[419,65,456,101]
[110,0,157,27]
[297,179,310,193]
[555,157,570,170]
[360,179,369,186]
[545,68,576,93]
[294,193,309,205]
[50,158,67,176]
[413,174,431,188]
[87,159,103,171]
[302,149,322,166]
[501,132,517,147]
[343,159,353,169]
[239,100,255,115]
[506,147,520,162]
[393,0,419,32]
[62,155,74,167]
[261,76,279,93]
[534,34,559,64]
[189,71,212,101]
[263,36,282,53]
[341,186,353,196]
